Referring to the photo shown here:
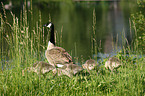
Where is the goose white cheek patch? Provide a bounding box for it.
[47,23,52,28]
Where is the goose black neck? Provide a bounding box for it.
[50,24,55,45]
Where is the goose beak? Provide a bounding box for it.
[43,24,47,27]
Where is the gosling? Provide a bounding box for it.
[82,59,98,73]
[105,57,122,72]
[22,61,55,76]
[52,63,83,77]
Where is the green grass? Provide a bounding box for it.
[0,59,144,95]
[0,2,145,96]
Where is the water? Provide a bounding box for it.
[0,1,138,62]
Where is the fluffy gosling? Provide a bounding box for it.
[82,59,98,73]
[52,63,83,77]
[22,61,55,76]
[105,57,122,72]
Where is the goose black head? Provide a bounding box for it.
[44,22,54,29]
[44,22,55,45]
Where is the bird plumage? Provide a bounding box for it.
[105,57,122,72]
[22,61,55,76]
[52,63,83,77]
[82,59,98,70]
[44,22,73,67]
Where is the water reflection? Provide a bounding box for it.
[1,1,137,62]
[104,1,125,53]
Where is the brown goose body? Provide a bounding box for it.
[105,57,122,72]
[45,45,72,67]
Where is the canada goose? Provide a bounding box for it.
[52,63,83,77]
[44,22,73,68]
[22,61,55,76]
[82,59,98,71]
[105,57,122,72]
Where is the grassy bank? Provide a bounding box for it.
[0,2,145,96]
[0,57,144,95]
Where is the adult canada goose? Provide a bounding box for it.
[52,63,83,77]
[44,22,73,68]
[105,57,122,72]
[82,59,98,71]
[22,61,55,76]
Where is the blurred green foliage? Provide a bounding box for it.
[131,0,145,53]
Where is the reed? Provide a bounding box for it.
[91,8,97,60]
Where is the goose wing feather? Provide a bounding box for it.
[46,47,72,64]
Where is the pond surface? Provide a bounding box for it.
[1,1,138,62]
